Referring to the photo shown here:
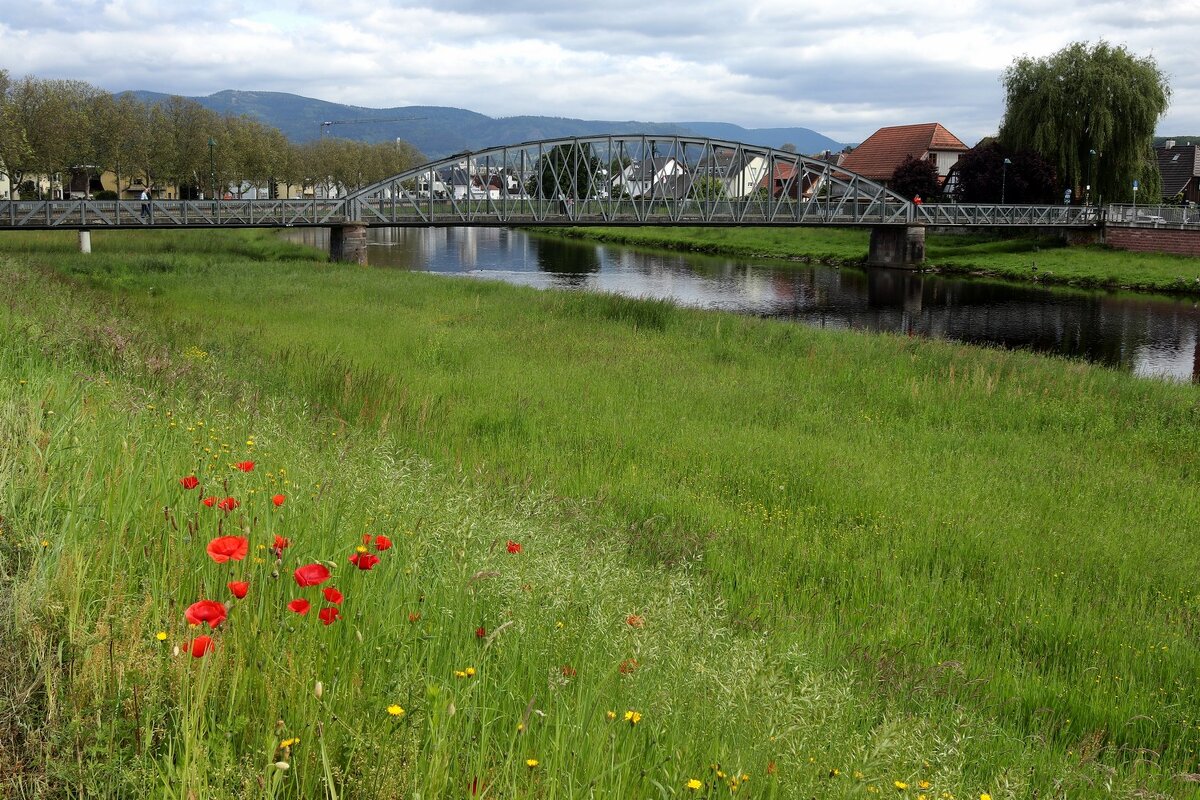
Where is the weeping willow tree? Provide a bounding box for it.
[999,42,1169,204]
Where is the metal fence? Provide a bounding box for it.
[0,199,350,229]
[1105,204,1200,227]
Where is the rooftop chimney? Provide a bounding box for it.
[1165,139,1176,149]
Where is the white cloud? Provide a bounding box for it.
[1,0,1196,143]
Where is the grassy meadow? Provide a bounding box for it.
[550,226,1200,294]
[2,229,1200,798]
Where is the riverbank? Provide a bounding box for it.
[3,229,1200,798]
[547,225,1200,294]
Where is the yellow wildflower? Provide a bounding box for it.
[155,631,168,641]
[686,778,703,790]
[895,781,909,790]
[386,704,405,717]
[623,710,642,725]
[605,710,617,721]
[40,539,49,547]
[465,667,476,677]
[280,737,300,748]
[454,670,467,679]
[526,758,538,768]
[981,795,991,800]
[919,782,931,790]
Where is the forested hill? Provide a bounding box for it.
[127,89,844,160]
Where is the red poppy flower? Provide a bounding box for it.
[506,540,522,554]
[206,535,249,563]
[475,626,487,639]
[188,635,214,658]
[217,496,239,512]
[227,581,249,599]
[272,493,286,507]
[294,563,331,587]
[202,496,217,507]
[322,587,343,605]
[349,552,380,570]
[272,534,290,557]
[235,460,255,472]
[184,599,227,628]
[288,598,311,614]
[408,612,421,623]
[374,535,393,551]
[179,475,199,490]
[318,606,341,626]
[619,657,639,674]
[561,664,577,678]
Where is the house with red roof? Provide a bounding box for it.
[839,123,969,191]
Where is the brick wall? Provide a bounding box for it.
[1105,226,1200,257]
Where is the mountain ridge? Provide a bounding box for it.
[126,89,845,160]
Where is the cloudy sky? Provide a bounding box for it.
[2,0,1197,143]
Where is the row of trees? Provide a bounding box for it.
[0,72,425,198]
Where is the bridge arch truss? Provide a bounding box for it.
[346,135,914,227]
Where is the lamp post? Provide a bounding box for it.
[208,137,217,202]
[1085,148,1096,206]
[1001,157,1012,204]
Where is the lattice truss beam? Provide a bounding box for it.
[347,135,913,225]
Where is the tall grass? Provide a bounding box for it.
[2,229,1200,797]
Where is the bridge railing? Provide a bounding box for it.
[1105,204,1200,227]
[353,194,914,226]
[915,204,1100,226]
[0,199,350,228]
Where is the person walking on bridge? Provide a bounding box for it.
[140,188,151,219]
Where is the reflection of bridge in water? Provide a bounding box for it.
[299,226,1200,382]
[2,136,1102,269]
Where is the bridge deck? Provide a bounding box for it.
[0,198,1102,230]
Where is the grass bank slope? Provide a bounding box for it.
[549,226,1200,294]
[2,230,1200,798]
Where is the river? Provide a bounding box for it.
[286,227,1200,382]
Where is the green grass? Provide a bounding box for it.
[3,229,1200,798]
[550,225,1200,294]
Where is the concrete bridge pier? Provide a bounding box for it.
[78,229,92,254]
[330,223,369,265]
[867,224,925,269]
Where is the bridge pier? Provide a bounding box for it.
[78,229,91,254]
[867,224,925,269]
[330,224,369,265]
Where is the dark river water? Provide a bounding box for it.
[288,227,1200,382]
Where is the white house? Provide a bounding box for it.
[612,157,686,198]
[695,150,768,198]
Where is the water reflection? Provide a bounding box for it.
[286,227,1200,382]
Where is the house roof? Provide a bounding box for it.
[840,123,968,181]
[1156,145,1200,197]
[622,157,679,181]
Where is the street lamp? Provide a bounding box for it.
[208,137,217,202]
[1085,148,1096,206]
[1001,158,1012,204]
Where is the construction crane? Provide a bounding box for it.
[318,117,426,136]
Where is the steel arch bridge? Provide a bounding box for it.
[0,134,1099,230]
[344,134,913,227]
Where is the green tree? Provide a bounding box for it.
[999,41,1169,204]
[688,175,727,202]
[528,143,602,199]
[889,155,940,201]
